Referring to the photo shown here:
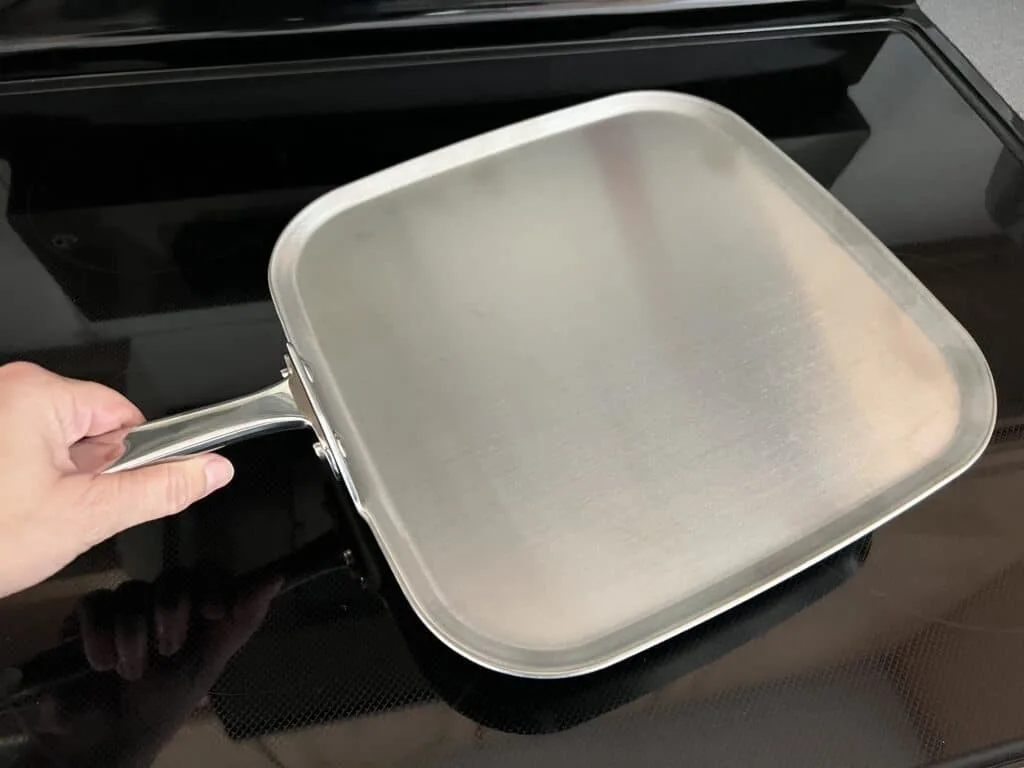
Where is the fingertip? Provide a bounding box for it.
[72,454,230,540]
[154,571,191,657]
[77,589,117,672]
[112,580,151,681]
[203,455,234,493]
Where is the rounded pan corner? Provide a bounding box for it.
[389,589,642,679]
[356,517,598,679]
[944,332,999,479]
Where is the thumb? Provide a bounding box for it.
[72,455,234,540]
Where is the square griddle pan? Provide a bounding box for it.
[72,92,996,678]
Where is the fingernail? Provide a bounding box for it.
[204,457,234,492]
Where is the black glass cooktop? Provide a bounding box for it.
[3,12,1024,768]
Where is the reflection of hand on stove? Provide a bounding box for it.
[15,570,282,768]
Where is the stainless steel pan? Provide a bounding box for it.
[71,92,997,679]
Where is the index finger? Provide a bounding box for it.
[63,379,145,443]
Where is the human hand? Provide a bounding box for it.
[0,362,235,599]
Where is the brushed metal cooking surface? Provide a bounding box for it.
[269,92,995,677]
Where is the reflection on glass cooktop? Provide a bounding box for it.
[3,18,1024,768]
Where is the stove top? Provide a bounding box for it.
[2,8,1024,767]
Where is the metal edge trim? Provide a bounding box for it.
[0,1,824,55]
[903,7,1024,162]
[0,15,897,96]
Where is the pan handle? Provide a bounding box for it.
[69,377,311,474]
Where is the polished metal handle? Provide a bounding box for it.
[70,377,311,474]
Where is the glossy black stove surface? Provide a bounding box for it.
[3,11,1024,768]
